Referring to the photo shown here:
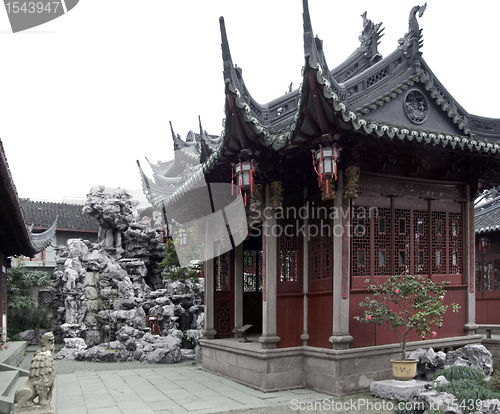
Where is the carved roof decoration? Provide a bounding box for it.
[139,1,500,211]
[0,138,57,258]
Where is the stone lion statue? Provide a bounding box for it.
[14,332,55,409]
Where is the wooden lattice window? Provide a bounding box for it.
[374,208,391,275]
[476,261,482,292]
[352,213,370,277]
[38,290,53,307]
[449,213,463,274]
[484,260,493,291]
[431,211,446,274]
[395,209,410,270]
[495,259,500,291]
[215,251,231,292]
[413,210,428,274]
[278,219,299,282]
[244,250,262,292]
[352,197,464,281]
[308,217,333,280]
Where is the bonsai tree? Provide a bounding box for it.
[354,271,460,360]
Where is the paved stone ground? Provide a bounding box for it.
[54,366,395,414]
[20,346,395,414]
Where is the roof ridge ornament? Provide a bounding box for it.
[219,16,243,95]
[169,121,185,151]
[358,12,384,62]
[398,3,427,58]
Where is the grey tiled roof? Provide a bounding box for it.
[476,196,500,234]
[20,199,99,232]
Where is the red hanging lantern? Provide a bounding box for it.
[312,145,340,194]
[232,160,258,205]
[479,235,490,251]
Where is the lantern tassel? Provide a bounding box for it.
[326,179,329,194]
[244,192,247,206]
[250,169,253,193]
[231,166,234,195]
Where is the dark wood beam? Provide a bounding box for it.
[307,70,335,135]
[227,93,251,150]
[303,106,322,137]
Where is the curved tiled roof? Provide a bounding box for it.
[140,1,500,211]
[0,139,57,257]
[19,199,99,232]
[476,193,500,234]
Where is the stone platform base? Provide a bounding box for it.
[370,379,428,402]
[202,335,481,396]
[13,405,53,414]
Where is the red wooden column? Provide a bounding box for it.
[259,184,280,349]
[329,171,353,349]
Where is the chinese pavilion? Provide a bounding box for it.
[0,138,57,336]
[140,2,500,395]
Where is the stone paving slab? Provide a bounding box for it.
[55,364,335,414]
[54,363,397,414]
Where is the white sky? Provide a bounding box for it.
[1,0,498,202]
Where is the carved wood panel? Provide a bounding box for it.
[277,218,303,294]
[308,216,333,292]
[359,173,466,201]
[449,212,463,275]
[352,211,371,277]
[214,250,233,338]
[413,209,429,274]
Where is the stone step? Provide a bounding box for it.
[5,375,26,400]
[0,368,28,414]
[0,370,17,397]
[0,342,28,367]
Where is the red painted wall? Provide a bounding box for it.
[277,294,303,348]
[307,292,332,348]
[349,287,466,348]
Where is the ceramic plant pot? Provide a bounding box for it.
[391,359,418,381]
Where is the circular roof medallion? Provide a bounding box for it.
[404,89,428,124]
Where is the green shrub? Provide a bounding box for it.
[436,379,500,414]
[7,265,51,338]
[433,365,485,383]
[8,308,50,339]
[160,238,201,284]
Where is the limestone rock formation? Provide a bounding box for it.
[408,347,447,381]
[444,344,493,376]
[52,188,204,364]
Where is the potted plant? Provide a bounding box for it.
[354,271,460,380]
